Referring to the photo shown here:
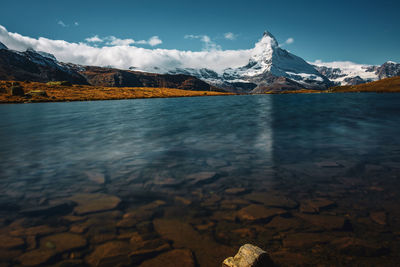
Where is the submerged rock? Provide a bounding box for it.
[19,201,75,217]
[18,249,56,266]
[222,244,274,267]
[237,205,286,222]
[331,237,389,257]
[153,218,235,267]
[68,193,121,215]
[40,233,87,253]
[295,213,350,231]
[299,198,335,214]
[187,171,218,185]
[369,211,387,225]
[0,235,24,249]
[85,241,132,266]
[85,171,105,184]
[139,249,195,267]
[243,192,297,209]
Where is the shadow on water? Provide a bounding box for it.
[0,94,400,266]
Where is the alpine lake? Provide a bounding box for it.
[1,93,400,266]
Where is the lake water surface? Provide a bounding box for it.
[1,94,400,266]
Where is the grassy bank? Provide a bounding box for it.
[0,81,233,103]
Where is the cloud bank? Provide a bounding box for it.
[85,35,162,47]
[0,25,251,73]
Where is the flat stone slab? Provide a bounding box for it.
[265,216,304,232]
[225,188,247,195]
[10,225,67,237]
[85,171,105,184]
[237,204,287,221]
[18,249,56,266]
[68,193,121,215]
[369,211,387,225]
[299,198,335,214]
[0,235,24,249]
[283,233,333,248]
[331,237,389,257]
[243,193,297,209]
[138,249,195,267]
[187,172,218,185]
[153,218,235,267]
[85,241,132,266]
[295,213,348,230]
[40,233,87,253]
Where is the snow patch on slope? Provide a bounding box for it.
[312,60,378,84]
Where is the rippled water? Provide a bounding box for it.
[1,94,400,266]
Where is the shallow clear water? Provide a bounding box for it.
[1,94,400,266]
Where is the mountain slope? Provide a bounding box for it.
[168,32,332,92]
[0,45,222,91]
[313,61,400,85]
[0,45,88,84]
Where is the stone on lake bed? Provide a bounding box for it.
[331,237,389,257]
[222,244,274,267]
[237,205,287,222]
[187,171,218,185]
[283,232,333,248]
[243,192,297,209]
[295,213,349,231]
[19,201,75,217]
[369,211,387,225]
[68,193,121,215]
[40,233,87,253]
[315,161,342,168]
[299,198,335,214]
[18,249,56,266]
[85,241,132,266]
[85,171,105,184]
[153,218,235,267]
[0,235,24,249]
[138,249,195,267]
[10,225,67,237]
[265,216,304,232]
[225,188,247,195]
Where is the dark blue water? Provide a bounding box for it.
[1,94,400,266]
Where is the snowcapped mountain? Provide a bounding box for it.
[168,32,332,92]
[312,60,400,85]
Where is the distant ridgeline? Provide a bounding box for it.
[0,36,399,93]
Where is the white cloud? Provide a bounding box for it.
[285,37,294,45]
[224,32,237,40]
[184,34,221,51]
[0,24,251,73]
[57,21,68,27]
[148,36,162,46]
[74,22,79,26]
[85,35,103,43]
[280,37,294,47]
[85,35,162,47]
[106,36,136,46]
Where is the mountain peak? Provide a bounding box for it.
[250,31,279,65]
[0,41,8,50]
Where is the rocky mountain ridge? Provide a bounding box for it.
[0,41,221,92]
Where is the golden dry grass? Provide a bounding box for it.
[326,76,400,93]
[0,81,233,103]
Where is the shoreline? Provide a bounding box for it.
[1,76,400,104]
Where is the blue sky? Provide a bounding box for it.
[1,0,399,65]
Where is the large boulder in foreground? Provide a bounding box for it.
[222,244,274,267]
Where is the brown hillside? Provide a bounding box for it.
[327,76,400,93]
[0,81,232,104]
